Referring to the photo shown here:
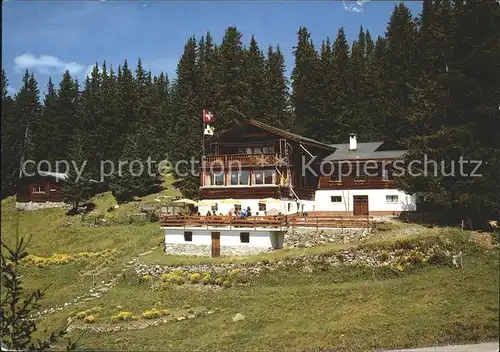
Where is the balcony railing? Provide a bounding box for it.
[160,215,375,229]
[203,153,286,168]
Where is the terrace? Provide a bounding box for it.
[160,214,375,230]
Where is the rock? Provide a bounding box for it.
[187,314,195,319]
[232,313,245,322]
[177,316,186,321]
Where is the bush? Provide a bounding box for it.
[141,308,161,319]
[201,273,211,285]
[189,273,202,284]
[111,311,136,322]
[428,248,451,266]
[83,315,97,324]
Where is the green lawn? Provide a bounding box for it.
[1,182,499,351]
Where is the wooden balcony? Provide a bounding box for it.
[203,154,287,168]
[160,215,375,229]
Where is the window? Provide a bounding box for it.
[234,204,242,212]
[331,196,342,203]
[330,173,340,182]
[382,166,394,180]
[211,203,218,213]
[258,202,266,211]
[238,148,245,154]
[183,231,193,242]
[33,185,45,194]
[245,148,253,154]
[230,171,250,186]
[254,147,262,154]
[49,187,57,192]
[262,147,269,154]
[386,195,399,203]
[240,232,250,243]
[354,167,367,181]
[255,170,275,185]
[268,146,275,153]
[210,172,224,186]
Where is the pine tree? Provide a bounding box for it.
[264,45,292,129]
[1,69,18,196]
[169,37,202,199]
[62,132,95,211]
[398,0,500,227]
[312,37,335,142]
[215,26,251,130]
[380,3,419,145]
[244,35,268,120]
[328,27,352,143]
[291,26,319,136]
[35,78,58,163]
[51,71,79,163]
[12,71,42,177]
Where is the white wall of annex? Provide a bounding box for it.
[314,189,417,212]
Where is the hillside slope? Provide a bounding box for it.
[1,184,498,351]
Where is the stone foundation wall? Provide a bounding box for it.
[284,228,372,248]
[16,201,69,211]
[164,243,271,257]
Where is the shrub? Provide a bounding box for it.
[141,308,161,319]
[201,273,211,285]
[189,273,202,284]
[406,250,425,266]
[75,311,87,320]
[378,251,389,262]
[428,249,451,266]
[111,311,136,322]
[83,315,96,324]
[214,277,224,286]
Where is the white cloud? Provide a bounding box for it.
[13,53,84,75]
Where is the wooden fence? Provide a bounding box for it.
[160,214,374,229]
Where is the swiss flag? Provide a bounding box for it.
[203,109,216,124]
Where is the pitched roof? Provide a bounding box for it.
[212,119,336,151]
[324,142,407,161]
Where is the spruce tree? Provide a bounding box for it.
[381,3,418,145]
[264,45,292,129]
[244,35,268,120]
[1,70,18,196]
[215,26,251,130]
[52,71,79,163]
[291,26,320,136]
[12,71,42,176]
[328,27,352,143]
[169,37,202,199]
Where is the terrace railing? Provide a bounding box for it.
[160,215,374,230]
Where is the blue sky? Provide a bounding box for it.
[2,0,422,95]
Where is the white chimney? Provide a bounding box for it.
[349,133,357,151]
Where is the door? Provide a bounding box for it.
[353,196,369,216]
[211,232,220,257]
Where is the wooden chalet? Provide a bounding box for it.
[200,119,335,214]
[16,171,67,209]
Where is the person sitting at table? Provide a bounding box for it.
[206,210,212,216]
